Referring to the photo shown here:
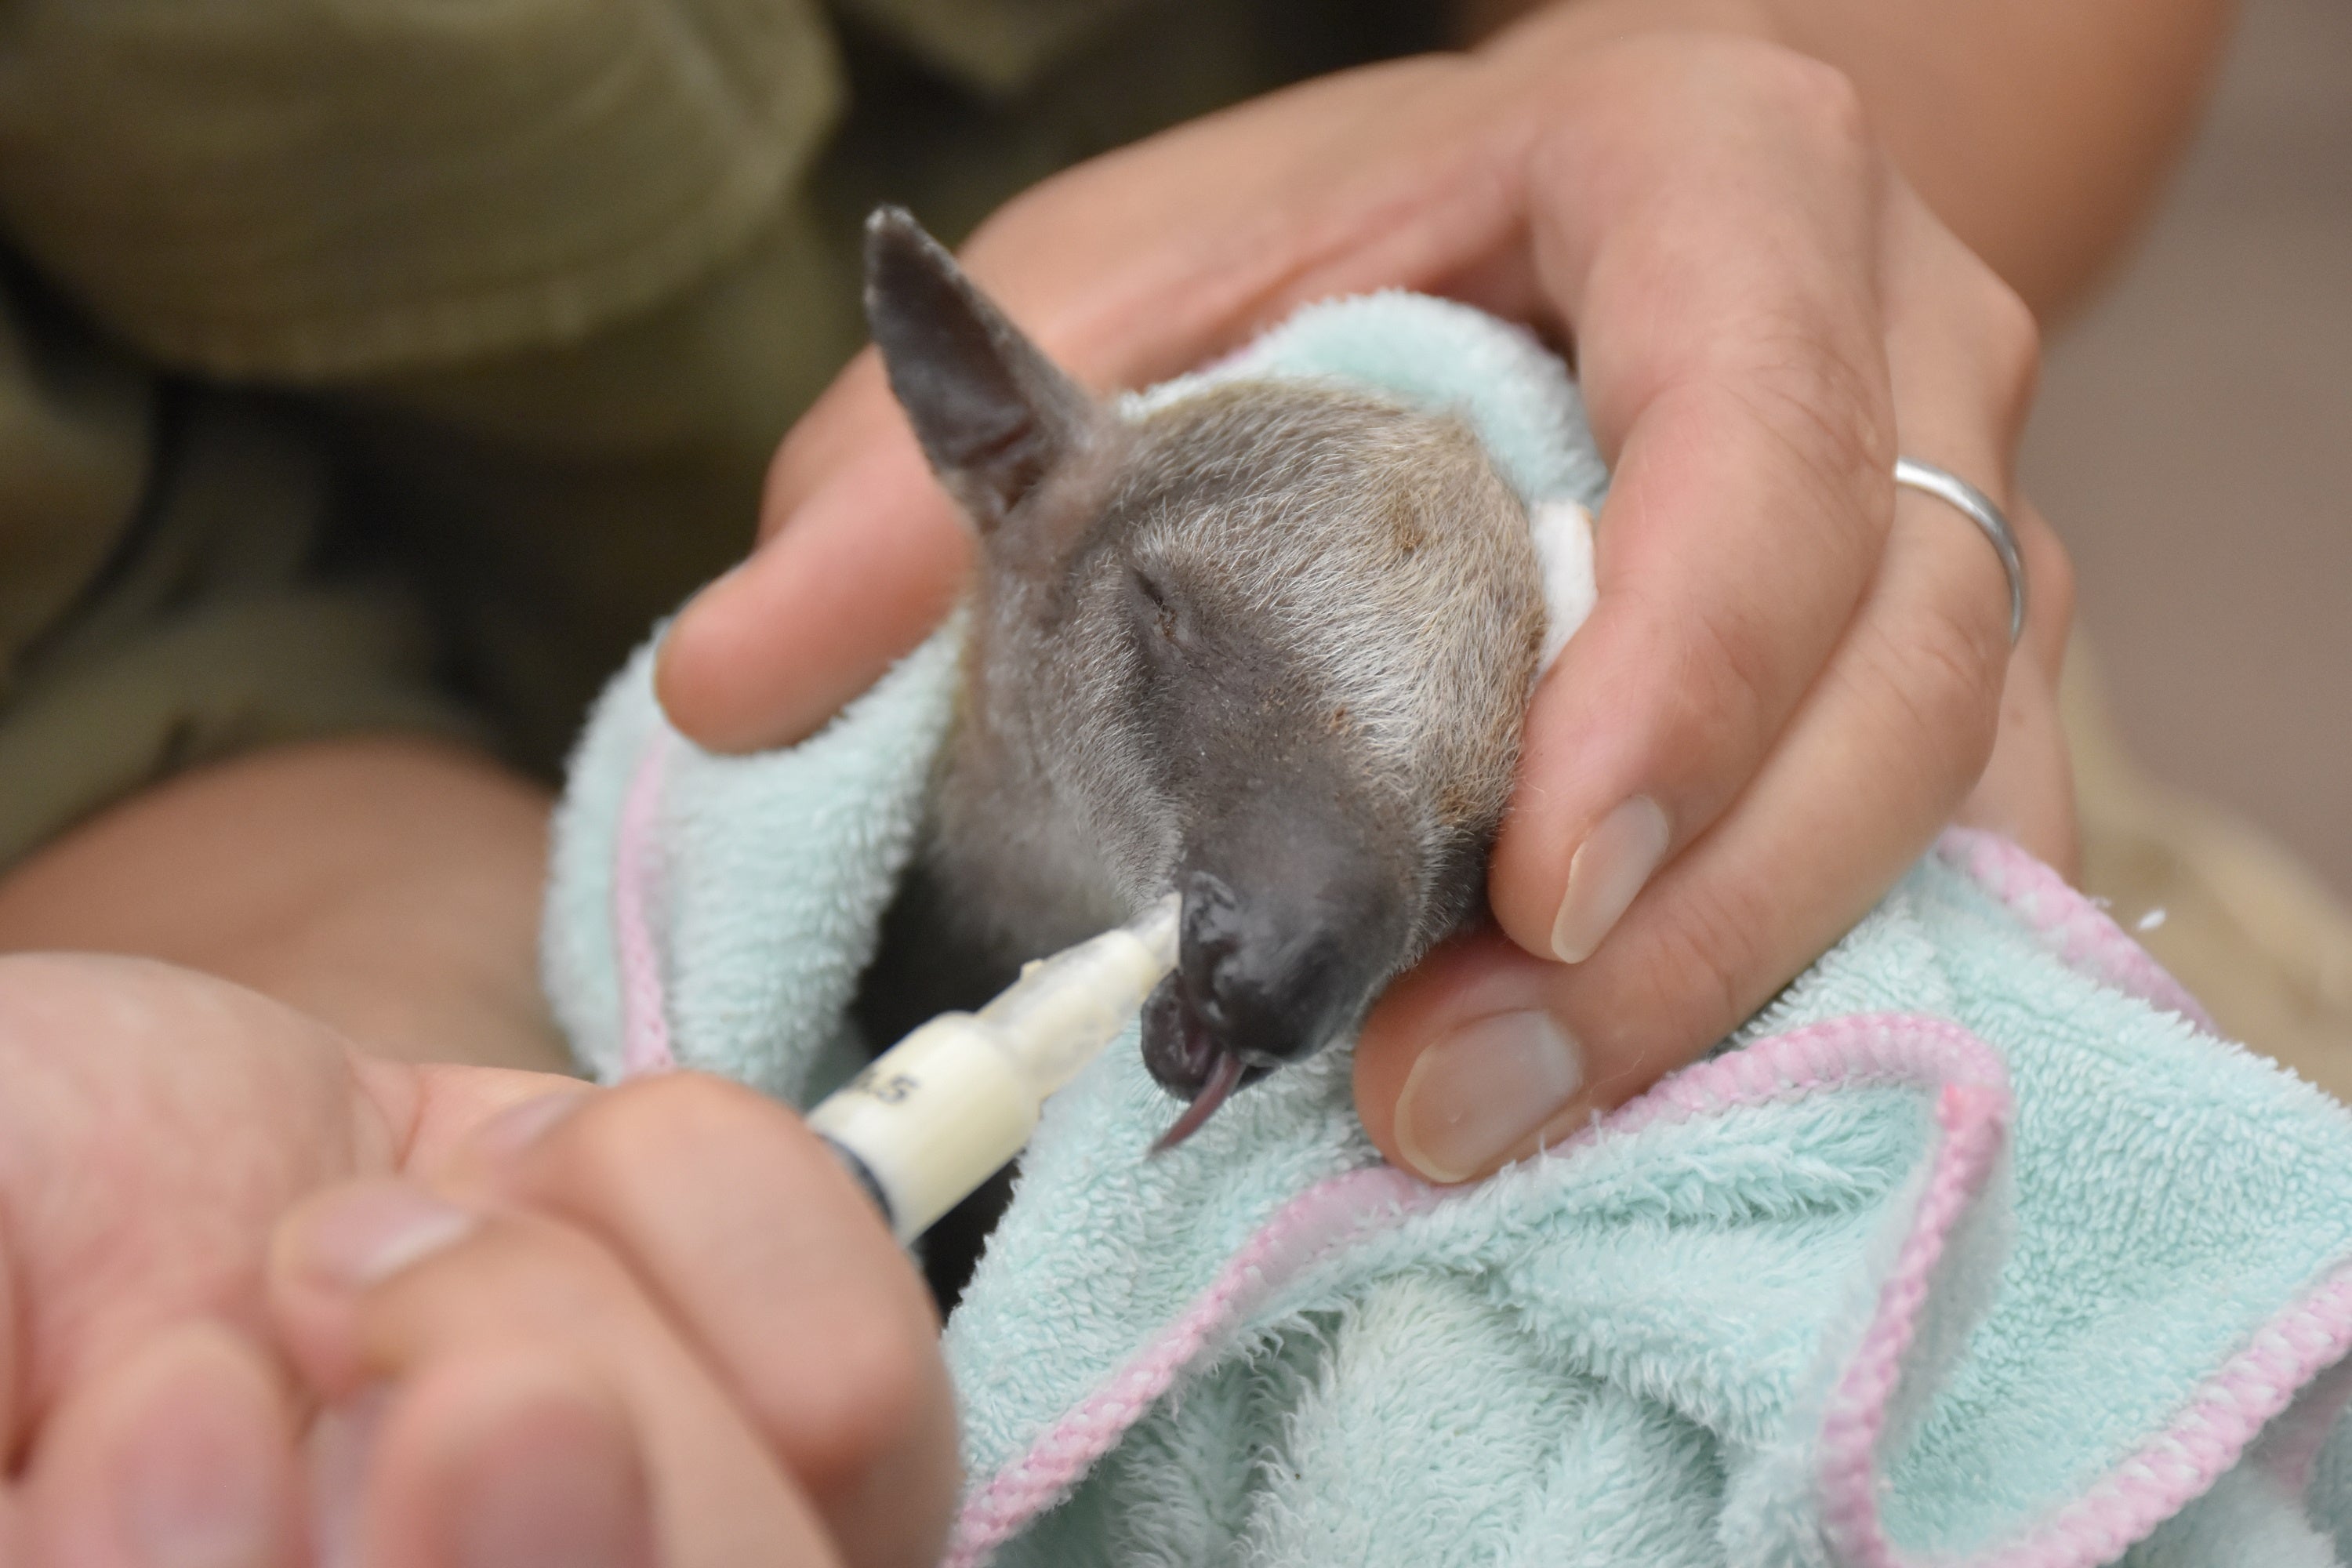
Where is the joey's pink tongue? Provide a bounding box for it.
[1150,1051,1247,1154]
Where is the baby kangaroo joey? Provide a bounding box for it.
[855,207,1544,1156]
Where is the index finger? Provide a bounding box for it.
[1352,44,2042,1181]
[425,1073,960,1568]
[1485,39,1899,965]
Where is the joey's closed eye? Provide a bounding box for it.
[1132,568,1181,644]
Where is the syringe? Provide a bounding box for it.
[809,895,1181,1243]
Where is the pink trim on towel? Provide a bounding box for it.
[615,734,677,1077]
[2254,1352,2352,1501]
[946,1012,2016,1567]
[946,1164,1439,1568]
[943,1165,1442,1568]
[1823,1261,2352,1568]
[1935,827,2215,1032]
[1817,1073,2013,1566]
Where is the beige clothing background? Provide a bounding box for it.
[0,0,1433,860]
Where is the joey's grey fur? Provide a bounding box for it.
[861,208,1543,1141]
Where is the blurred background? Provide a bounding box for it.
[2025,0,2347,898]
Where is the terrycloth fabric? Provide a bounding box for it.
[543,295,2352,1567]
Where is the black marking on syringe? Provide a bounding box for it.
[821,1134,898,1235]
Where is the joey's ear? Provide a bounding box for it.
[863,207,1098,530]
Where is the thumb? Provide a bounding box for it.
[1354,928,1624,1185]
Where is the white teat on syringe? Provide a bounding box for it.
[808,894,1181,1243]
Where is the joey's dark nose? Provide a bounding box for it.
[1142,862,1404,1147]
[1174,868,1366,1069]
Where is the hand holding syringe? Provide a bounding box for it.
[811,895,1181,1242]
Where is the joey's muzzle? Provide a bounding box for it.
[1142,829,1409,1148]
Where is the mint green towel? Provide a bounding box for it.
[545,296,2352,1568]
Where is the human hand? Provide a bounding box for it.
[0,737,567,1075]
[655,12,2075,1183]
[0,954,956,1566]
[267,1071,958,1568]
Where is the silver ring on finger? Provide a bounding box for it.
[1893,456,2027,644]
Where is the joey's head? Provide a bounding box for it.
[864,209,1544,1144]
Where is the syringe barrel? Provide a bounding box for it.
[976,915,1177,1098]
[808,1014,1036,1243]
[808,894,1180,1243]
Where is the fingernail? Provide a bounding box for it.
[307,1391,390,1568]
[112,1338,286,1568]
[470,1091,588,1163]
[448,1392,652,1568]
[1393,1010,1583,1183]
[1550,796,1670,963]
[290,1185,475,1293]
